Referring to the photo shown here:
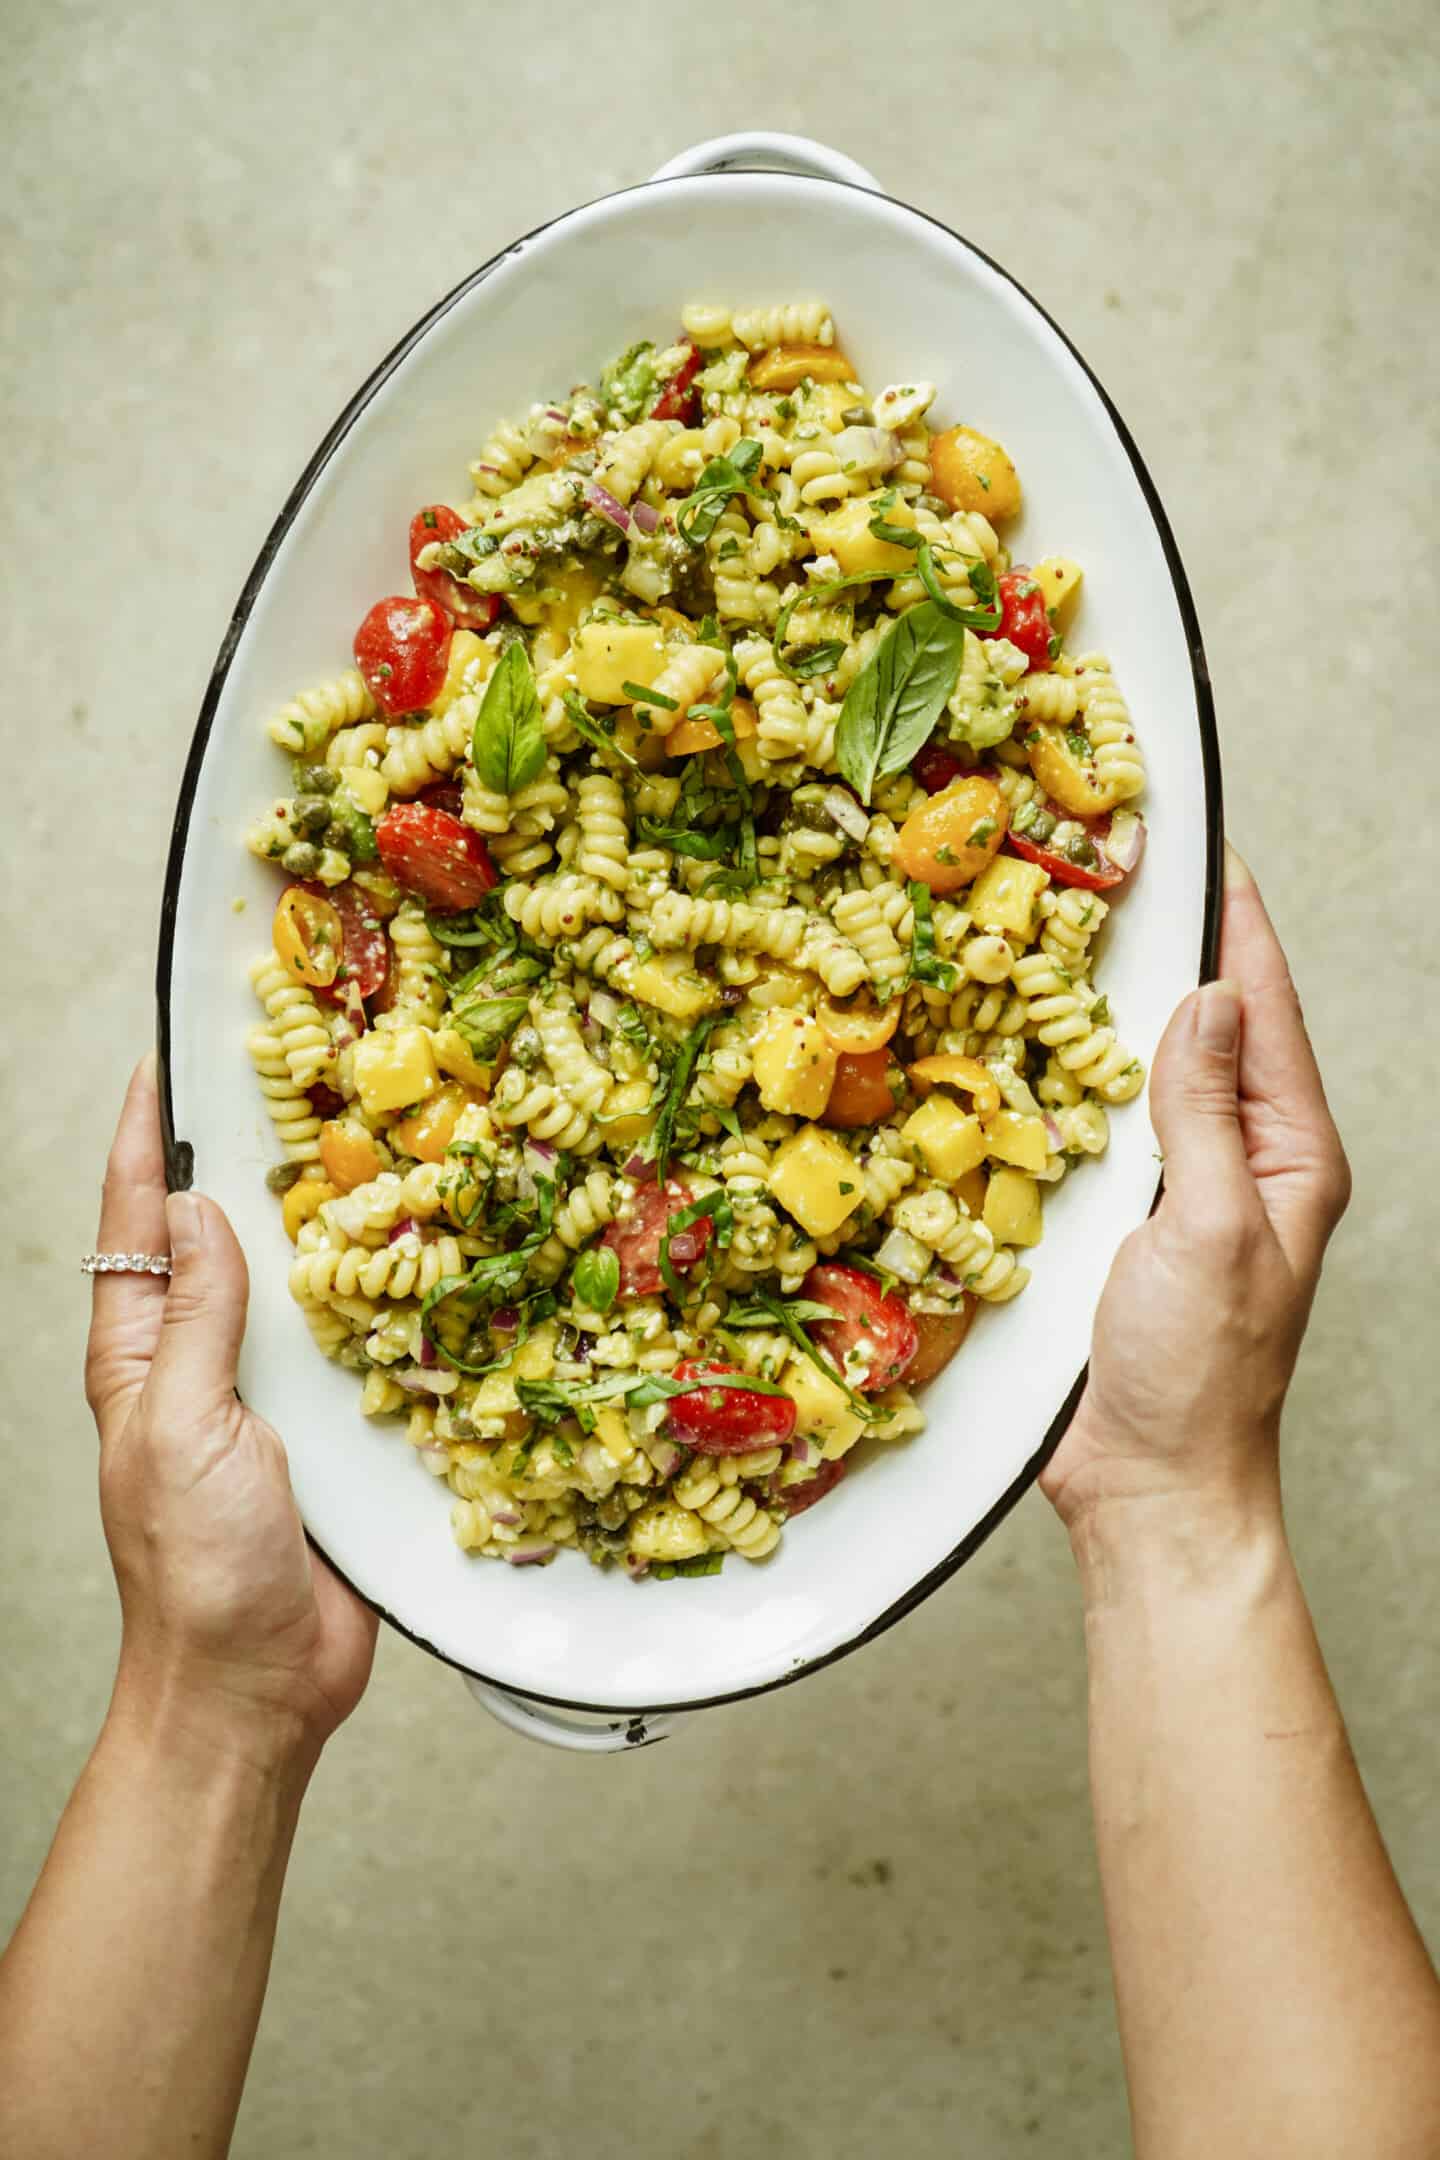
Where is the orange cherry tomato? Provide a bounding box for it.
[391,1081,475,1165]
[822,1050,900,1130]
[665,698,758,758]
[816,992,901,1057]
[892,775,1008,895]
[273,886,345,989]
[907,1054,1002,1122]
[906,1299,978,1385]
[319,1121,383,1193]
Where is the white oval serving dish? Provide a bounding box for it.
[158,134,1221,1738]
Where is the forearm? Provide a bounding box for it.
[1075,1484,1440,2160]
[0,1675,310,2160]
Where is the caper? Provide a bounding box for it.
[324,819,354,853]
[265,1160,305,1194]
[841,404,872,426]
[1029,811,1056,845]
[509,1024,543,1070]
[281,840,321,876]
[293,762,338,795]
[919,493,951,518]
[292,794,332,835]
[1069,835,1098,867]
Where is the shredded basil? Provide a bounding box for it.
[901,880,958,994]
[562,690,641,771]
[722,1289,878,1420]
[658,1190,733,1302]
[652,1013,719,1181]
[675,439,765,545]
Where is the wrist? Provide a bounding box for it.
[1064,1472,1291,1619]
[107,1646,322,1807]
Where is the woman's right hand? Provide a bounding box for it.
[1041,846,1351,1537]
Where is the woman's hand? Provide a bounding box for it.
[1041,847,1351,1536]
[85,1056,378,1774]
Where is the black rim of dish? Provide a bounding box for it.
[155,170,1224,1722]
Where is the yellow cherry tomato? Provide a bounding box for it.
[892,775,1008,894]
[816,992,902,1056]
[273,886,344,989]
[907,1054,1002,1123]
[319,1121,383,1193]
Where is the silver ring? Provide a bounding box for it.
[81,1252,173,1277]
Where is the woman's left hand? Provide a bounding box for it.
[85,1056,378,1772]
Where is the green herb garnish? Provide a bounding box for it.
[834,602,968,804]
[470,639,545,796]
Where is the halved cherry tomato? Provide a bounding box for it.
[665,1359,798,1455]
[650,342,703,422]
[415,779,464,819]
[273,886,344,988]
[907,1054,1002,1121]
[996,569,1053,670]
[892,774,1008,894]
[308,1083,345,1119]
[1006,804,1145,893]
[772,1455,847,1516]
[817,992,901,1056]
[906,1299,978,1386]
[601,1177,714,1297]
[319,1119,383,1194]
[801,1264,918,1393]
[822,1049,899,1130]
[913,742,965,796]
[354,595,451,717]
[300,879,390,1003]
[375,803,497,909]
[408,507,502,633]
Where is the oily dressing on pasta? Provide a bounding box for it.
[242,303,1148,1579]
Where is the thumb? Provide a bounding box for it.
[144,1192,251,1415]
[1149,979,1251,1200]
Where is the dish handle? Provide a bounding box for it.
[650,133,879,192]
[463,1674,684,1753]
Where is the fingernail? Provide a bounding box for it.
[166,1191,204,1255]
[1196,980,1241,1050]
[1224,843,1253,892]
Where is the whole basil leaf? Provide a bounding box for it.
[471,640,545,795]
[834,602,967,804]
[571,1246,620,1314]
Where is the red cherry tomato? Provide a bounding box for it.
[308,1083,345,1119]
[354,595,452,717]
[416,778,464,819]
[374,803,497,909]
[601,1177,714,1297]
[1005,801,1145,893]
[300,879,391,1002]
[408,507,502,633]
[665,1360,798,1455]
[906,1300,977,1386]
[913,742,965,795]
[772,1455,847,1516]
[801,1263,918,1393]
[996,569,1054,670]
[650,343,703,422]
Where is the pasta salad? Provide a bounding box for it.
[244,300,1147,1578]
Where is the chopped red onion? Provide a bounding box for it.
[418,1331,438,1368]
[582,479,630,531]
[646,1440,683,1479]
[789,1437,813,1466]
[630,499,660,534]
[822,786,870,842]
[624,1153,651,1180]
[491,1307,519,1332]
[1043,1113,1064,1153]
[668,1231,702,1267]
[526,1139,558,1166]
[505,1541,558,1567]
[1105,808,1146,874]
[489,1505,523,1527]
[393,1365,459,1396]
[387,1216,418,1245]
[830,425,900,474]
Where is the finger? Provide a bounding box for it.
[1149,976,1253,1211]
[1221,848,1350,1268]
[141,1191,251,1425]
[86,1054,173,1445]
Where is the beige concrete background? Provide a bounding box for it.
[4,1,1437,2152]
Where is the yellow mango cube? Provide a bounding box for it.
[953,1166,989,1219]
[983,1167,1044,1247]
[472,1322,557,1417]
[571,618,668,704]
[282,1175,337,1243]
[902,1097,987,1182]
[630,953,718,1021]
[985,1111,1050,1175]
[770,1125,864,1239]
[784,1357,867,1461]
[598,1077,656,1148]
[1031,555,1084,631]
[341,765,388,817]
[432,1028,494,1090]
[752,1011,838,1119]
[431,629,494,716]
[352,1026,440,1118]
[807,493,918,579]
[628,1501,710,1563]
[966,855,1050,939]
[593,1408,635,1468]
